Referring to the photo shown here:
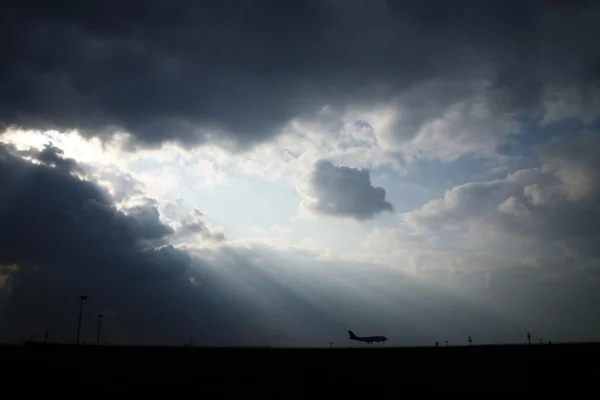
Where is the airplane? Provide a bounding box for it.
[348,330,387,344]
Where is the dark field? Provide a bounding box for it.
[2,342,599,393]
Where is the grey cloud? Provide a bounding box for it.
[92,166,145,202]
[541,86,600,126]
[406,131,600,268]
[406,170,540,232]
[161,203,226,242]
[176,208,226,242]
[1,0,599,150]
[161,199,185,220]
[304,160,394,220]
[537,131,600,201]
[125,205,175,248]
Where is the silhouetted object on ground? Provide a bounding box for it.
[435,341,439,347]
[445,341,448,347]
[30,335,35,341]
[348,330,387,344]
[44,329,49,344]
[527,332,531,345]
[329,341,334,349]
[76,295,88,345]
[539,338,543,345]
[96,314,104,346]
[549,341,552,345]
[468,336,472,347]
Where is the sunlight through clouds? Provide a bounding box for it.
[3,0,600,346]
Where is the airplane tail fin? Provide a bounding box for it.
[348,330,357,339]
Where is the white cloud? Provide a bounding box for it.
[394,131,600,277]
[363,226,429,252]
[218,106,405,184]
[497,196,530,217]
[217,80,524,184]
[0,129,229,204]
[398,92,522,162]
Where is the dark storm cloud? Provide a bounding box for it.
[1,0,599,149]
[0,143,240,345]
[17,142,81,172]
[305,160,394,220]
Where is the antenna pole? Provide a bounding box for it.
[96,314,104,346]
[76,295,87,345]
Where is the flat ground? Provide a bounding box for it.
[1,342,599,393]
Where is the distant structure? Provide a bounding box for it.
[527,332,531,345]
[76,295,88,345]
[96,314,104,346]
[445,340,448,347]
[328,341,334,349]
[468,336,472,347]
[435,341,439,347]
[44,329,49,344]
[539,338,543,345]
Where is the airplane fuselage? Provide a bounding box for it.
[348,330,387,344]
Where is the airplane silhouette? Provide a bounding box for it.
[348,330,387,344]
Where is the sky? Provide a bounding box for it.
[1,0,600,347]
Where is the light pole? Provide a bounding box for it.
[76,295,87,345]
[96,314,104,346]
